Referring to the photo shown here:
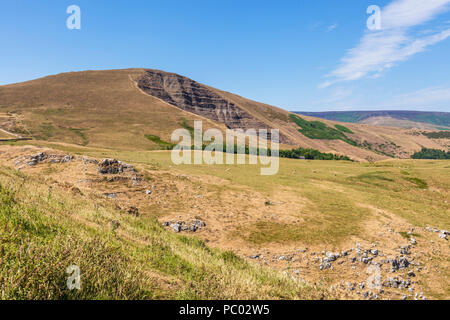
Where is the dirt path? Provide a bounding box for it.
[0,128,21,138]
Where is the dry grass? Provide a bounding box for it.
[0,163,325,300]
[0,69,446,161]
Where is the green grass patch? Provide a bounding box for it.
[0,166,320,300]
[399,231,421,240]
[355,171,395,182]
[289,114,357,146]
[180,119,195,136]
[68,128,89,146]
[403,177,428,189]
[0,183,154,299]
[335,124,354,134]
[145,134,175,150]
[38,123,55,140]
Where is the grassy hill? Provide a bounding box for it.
[0,69,447,161]
[0,144,448,299]
[0,158,321,299]
[294,111,450,130]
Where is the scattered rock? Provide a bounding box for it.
[320,261,332,270]
[16,152,74,167]
[70,186,83,195]
[399,246,411,255]
[164,219,206,233]
[391,257,410,271]
[127,206,139,217]
[98,159,135,174]
[81,157,99,164]
[170,223,182,233]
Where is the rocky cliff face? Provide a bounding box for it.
[137,70,283,142]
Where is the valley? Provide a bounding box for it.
[0,142,448,299]
[0,69,448,300]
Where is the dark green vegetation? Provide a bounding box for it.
[145,135,352,161]
[294,111,450,128]
[335,124,354,134]
[403,177,428,189]
[180,119,195,135]
[279,148,351,161]
[68,128,89,146]
[38,123,55,140]
[420,131,450,139]
[411,148,450,159]
[289,114,357,146]
[145,134,175,150]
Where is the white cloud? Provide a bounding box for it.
[321,0,450,87]
[385,86,450,109]
[327,24,338,32]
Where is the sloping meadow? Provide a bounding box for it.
[0,165,324,300]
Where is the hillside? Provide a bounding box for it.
[294,111,450,131]
[0,144,448,299]
[1,70,449,300]
[0,69,447,161]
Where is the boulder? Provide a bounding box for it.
[98,159,135,174]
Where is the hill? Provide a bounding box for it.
[0,69,447,161]
[0,144,448,299]
[294,111,450,130]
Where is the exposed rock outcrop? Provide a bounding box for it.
[98,159,135,174]
[137,70,288,143]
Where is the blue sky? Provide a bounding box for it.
[1,0,450,112]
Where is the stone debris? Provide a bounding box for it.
[127,206,139,217]
[81,156,99,165]
[425,226,448,240]
[383,277,411,289]
[391,257,410,271]
[399,246,411,255]
[164,219,206,233]
[319,261,332,270]
[277,255,293,262]
[15,152,73,167]
[439,230,448,240]
[98,159,136,174]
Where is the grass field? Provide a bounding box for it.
[1,69,447,163]
[0,142,449,299]
[0,162,323,300]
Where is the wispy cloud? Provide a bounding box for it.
[385,86,450,109]
[321,0,450,87]
[327,24,338,32]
